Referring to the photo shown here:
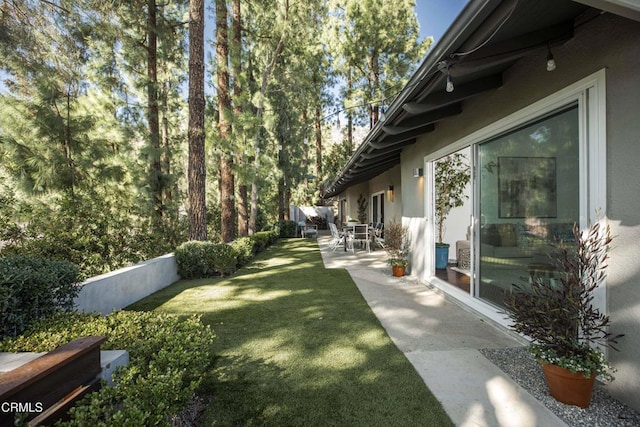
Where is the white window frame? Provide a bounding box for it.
[423,69,607,326]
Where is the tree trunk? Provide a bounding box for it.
[371,51,380,126]
[347,67,353,154]
[284,187,291,220]
[314,104,322,202]
[278,136,286,221]
[187,0,207,241]
[302,108,310,203]
[278,176,286,221]
[64,89,75,196]
[147,0,163,221]
[233,0,248,237]
[217,0,235,243]
[161,82,172,205]
[249,31,286,235]
[249,169,258,235]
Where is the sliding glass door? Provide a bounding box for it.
[477,105,580,308]
[427,71,607,320]
[371,192,384,224]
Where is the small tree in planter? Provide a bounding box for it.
[385,217,409,277]
[357,193,368,224]
[434,153,470,268]
[504,221,623,408]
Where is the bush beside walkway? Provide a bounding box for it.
[130,238,453,426]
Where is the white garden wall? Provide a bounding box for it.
[74,253,179,315]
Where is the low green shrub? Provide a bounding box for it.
[0,192,185,278]
[0,310,215,426]
[278,220,297,238]
[177,230,279,279]
[230,237,256,266]
[0,193,25,244]
[252,231,273,251]
[0,255,81,339]
[175,241,237,279]
[175,241,211,279]
[267,228,279,245]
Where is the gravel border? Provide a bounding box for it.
[479,347,640,426]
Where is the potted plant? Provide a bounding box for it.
[434,153,470,269]
[357,193,368,224]
[504,221,622,408]
[385,217,408,277]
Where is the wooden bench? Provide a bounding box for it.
[0,336,106,426]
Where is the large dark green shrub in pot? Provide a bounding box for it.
[504,221,623,407]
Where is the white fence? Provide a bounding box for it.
[74,253,179,315]
[290,205,335,224]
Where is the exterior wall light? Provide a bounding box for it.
[446,72,455,93]
[413,168,423,177]
[546,45,556,71]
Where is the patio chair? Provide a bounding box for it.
[373,222,385,249]
[349,224,371,252]
[301,223,318,238]
[328,223,345,251]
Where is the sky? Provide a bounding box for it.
[0,1,469,97]
[328,0,469,129]
[416,0,469,43]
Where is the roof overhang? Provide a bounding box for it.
[573,0,640,22]
[323,0,592,198]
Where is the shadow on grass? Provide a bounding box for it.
[127,238,453,426]
[129,239,323,313]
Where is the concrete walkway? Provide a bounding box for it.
[317,234,567,427]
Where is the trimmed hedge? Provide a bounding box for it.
[230,237,255,266]
[176,230,279,279]
[278,220,297,238]
[0,255,81,339]
[175,241,237,279]
[0,311,215,426]
[251,231,270,252]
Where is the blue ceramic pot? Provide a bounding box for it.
[435,245,449,269]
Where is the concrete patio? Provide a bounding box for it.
[316,233,568,427]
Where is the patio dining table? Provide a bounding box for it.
[342,224,372,252]
[341,225,354,251]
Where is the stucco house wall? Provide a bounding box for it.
[341,166,402,225]
[398,12,640,409]
[343,183,368,223]
[370,165,402,222]
[594,14,640,410]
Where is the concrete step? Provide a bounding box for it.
[0,349,129,386]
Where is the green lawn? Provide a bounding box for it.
[128,238,453,426]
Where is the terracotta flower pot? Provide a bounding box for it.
[541,363,596,408]
[392,265,405,277]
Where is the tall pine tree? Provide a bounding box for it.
[188,0,207,241]
[216,0,235,243]
[329,0,430,128]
